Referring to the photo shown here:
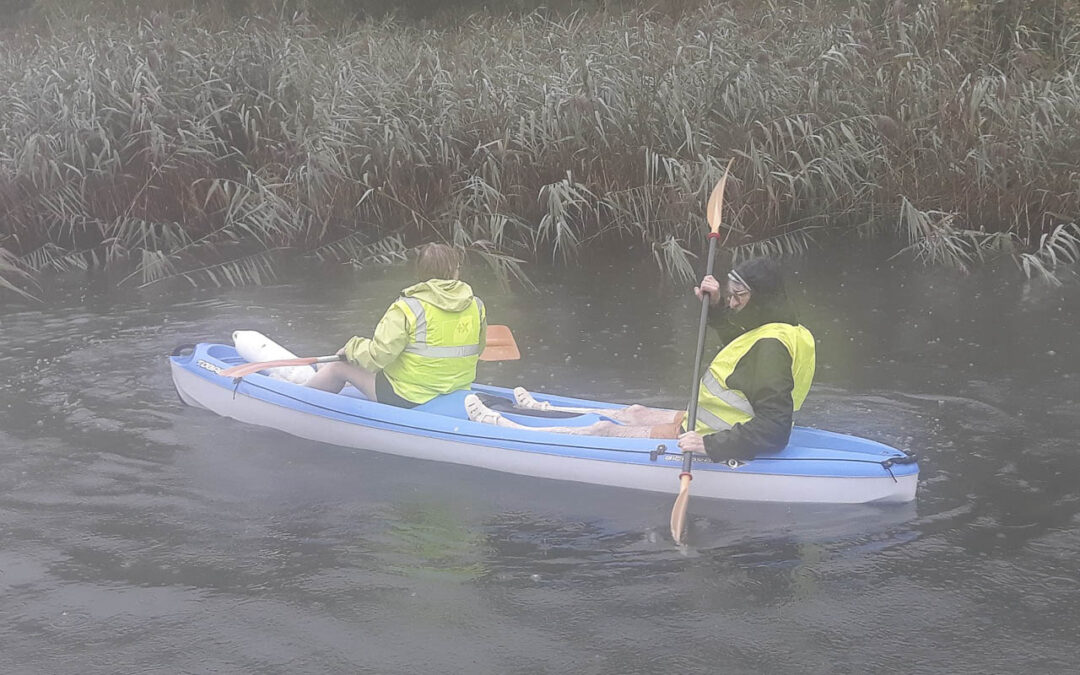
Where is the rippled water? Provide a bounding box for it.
[2,249,1078,673]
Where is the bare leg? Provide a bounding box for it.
[305,361,377,400]
[465,394,666,438]
[513,387,680,425]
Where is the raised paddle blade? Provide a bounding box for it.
[670,474,692,544]
[480,324,520,361]
[705,157,736,234]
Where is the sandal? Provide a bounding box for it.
[513,386,551,410]
[464,394,504,425]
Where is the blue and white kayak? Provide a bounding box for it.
[170,341,919,504]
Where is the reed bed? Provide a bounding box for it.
[2,0,1079,294]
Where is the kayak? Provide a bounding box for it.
[169,339,919,504]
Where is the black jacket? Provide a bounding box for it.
[700,282,804,462]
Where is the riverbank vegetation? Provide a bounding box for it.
[2,0,1079,296]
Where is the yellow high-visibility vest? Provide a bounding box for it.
[382,296,485,404]
[691,322,816,434]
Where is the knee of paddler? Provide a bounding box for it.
[594,420,620,434]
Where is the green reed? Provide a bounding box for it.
[1,0,1079,295]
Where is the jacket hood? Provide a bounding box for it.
[401,279,476,312]
[713,257,799,342]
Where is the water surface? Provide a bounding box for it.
[1,249,1077,673]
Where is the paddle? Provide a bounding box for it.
[219,324,520,379]
[670,158,735,545]
[480,324,520,361]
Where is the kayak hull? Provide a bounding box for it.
[170,343,918,504]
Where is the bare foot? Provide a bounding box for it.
[465,394,512,426]
[513,386,551,410]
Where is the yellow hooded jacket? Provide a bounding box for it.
[343,279,486,404]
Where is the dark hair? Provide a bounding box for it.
[416,243,460,280]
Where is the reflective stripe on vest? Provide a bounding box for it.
[695,406,733,432]
[405,344,481,357]
[701,370,754,416]
[400,297,428,342]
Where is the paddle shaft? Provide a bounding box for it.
[683,233,720,473]
[670,234,718,544]
[220,353,344,378]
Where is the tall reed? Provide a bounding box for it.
[1,0,1079,294]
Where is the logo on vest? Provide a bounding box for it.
[454,318,475,339]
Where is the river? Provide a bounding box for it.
[1,245,1077,673]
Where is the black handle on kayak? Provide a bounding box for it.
[171,343,198,357]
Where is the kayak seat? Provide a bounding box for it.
[473,392,583,419]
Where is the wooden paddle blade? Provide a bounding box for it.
[480,324,520,361]
[705,157,736,234]
[485,324,514,345]
[479,344,520,361]
[670,474,692,544]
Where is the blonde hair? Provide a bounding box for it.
[416,243,461,281]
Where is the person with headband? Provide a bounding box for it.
[465,256,816,462]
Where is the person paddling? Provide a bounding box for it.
[465,256,815,461]
[307,243,486,408]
